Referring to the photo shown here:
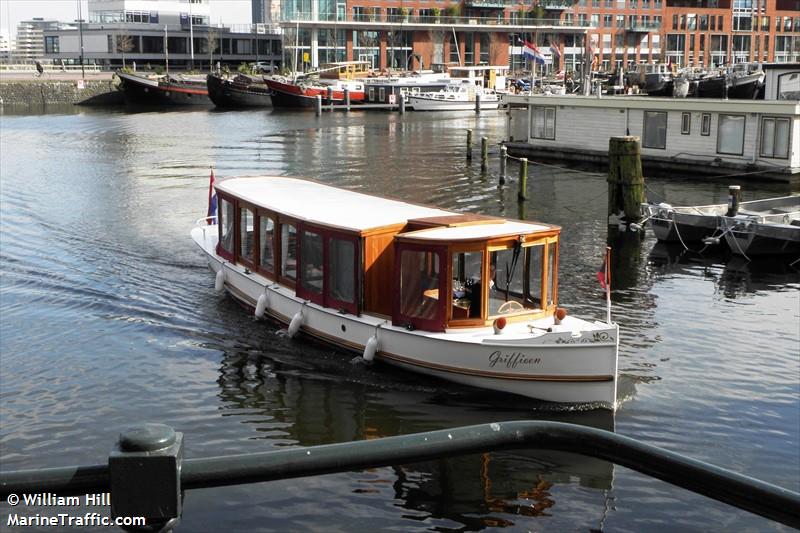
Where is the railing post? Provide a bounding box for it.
[109,424,184,531]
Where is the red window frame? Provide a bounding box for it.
[255,208,277,281]
[216,192,235,262]
[392,242,447,332]
[296,223,361,315]
[236,201,259,272]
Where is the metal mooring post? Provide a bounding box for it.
[481,137,488,171]
[499,145,507,184]
[466,129,473,160]
[518,157,528,201]
[475,91,481,114]
[109,424,183,532]
[315,95,322,117]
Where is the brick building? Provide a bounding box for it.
[271,0,800,74]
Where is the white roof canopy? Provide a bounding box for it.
[215,176,452,233]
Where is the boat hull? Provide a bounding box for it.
[206,74,272,107]
[191,226,619,408]
[642,204,721,243]
[408,97,500,111]
[721,217,800,256]
[265,78,365,109]
[117,71,211,106]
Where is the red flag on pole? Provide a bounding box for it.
[207,167,217,225]
[597,247,612,324]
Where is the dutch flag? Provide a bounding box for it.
[207,167,217,224]
[523,41,546,65]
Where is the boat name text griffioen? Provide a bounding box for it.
[488,351,542,369]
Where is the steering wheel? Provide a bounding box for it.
[497,301,524,314]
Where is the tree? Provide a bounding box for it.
[116,33,134,68]
[207,27,219,72]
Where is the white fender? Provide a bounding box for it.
[214,268,225,292]
[287,310,304,338]
[362,335,378,362]
[255,292,268,318]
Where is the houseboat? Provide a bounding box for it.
[265,61,369,108]
[363,71,452,105]
[504,95,800,184]
[206,73,272,108]
[191,177,619,409]
[116,71,211,106]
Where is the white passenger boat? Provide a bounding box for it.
[191,177,619,409]
[408,84,501,111]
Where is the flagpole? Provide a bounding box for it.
[605,246,612,324]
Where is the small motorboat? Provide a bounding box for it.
[407,83,500,111]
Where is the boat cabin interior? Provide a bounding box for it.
[214,178,560,333]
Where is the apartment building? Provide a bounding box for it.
[41,0,282,70]
[273,0,799,74]
[14,19,61,63]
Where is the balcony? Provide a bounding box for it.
[280,12,596,31]
[539,0,578,10]
[626,21,661,32]
[464,0,514,8]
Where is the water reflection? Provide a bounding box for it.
[215,345,616,528]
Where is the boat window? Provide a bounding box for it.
[489,244,547,317]
[760,117,790,159]
[328,237,355,304]
[526,245,544,310]
[281,223,297,281]
[717,114,745,156]
[451,251,483,320]
[259,215,275,273]
[681,112,691,135]
[547,242,558,307]
[400,250,440,321]
[701,113,711,136]
[531,106,556,140]
[642,111,667,149]
[300,229,324,296]
[219,198,235,255]
[239,207,255,263]
[489,247,525,316]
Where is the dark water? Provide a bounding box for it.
[1,104,798,532]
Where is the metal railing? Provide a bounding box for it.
[282,12,595,28]
[1,421,798,531]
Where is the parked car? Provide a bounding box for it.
[254,62,273,74]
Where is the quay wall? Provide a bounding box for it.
[0,79,123,106]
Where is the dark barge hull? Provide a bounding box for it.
[117,72,211,106]
[206,74,272,108]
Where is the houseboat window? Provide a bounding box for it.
[717,114,745,156]
[300,229,324,295]
[451,251,483,320]
[239,207,255,263]
[281,223,297,281]
[681,112,691,135]
[259,216,275,272]
[701,113,711,136]
[379,87,385,101]
[526,245,544,310]
[531,106,556,140]
[219,198,235,254]
[399,250,440,321]
[328,237,356,304]
[642,111,667,149]
[368,86,375,101]
[760,117,790,159]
